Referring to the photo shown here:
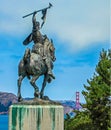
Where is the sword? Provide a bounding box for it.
[22,3,52,18]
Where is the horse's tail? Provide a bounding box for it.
[23,48,31,64]
[18,58,31,80]
[23,48,31,79]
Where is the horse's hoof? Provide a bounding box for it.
[18,97,23,102]
[40,92,43,99]
[40,95,43,99]
[47,77,52,83]
[34,92,39,98]
[43,96,50,100]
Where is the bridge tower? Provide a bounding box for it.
[75,92,80,110]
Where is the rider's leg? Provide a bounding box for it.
[45,58,55,79]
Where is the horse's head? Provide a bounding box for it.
[49,40,56,62]
[43,35,56,62]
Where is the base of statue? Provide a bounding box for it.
[9,99,64,130]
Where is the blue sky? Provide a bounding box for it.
[0,0,110,102]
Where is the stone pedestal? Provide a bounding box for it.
[9,104,64,130]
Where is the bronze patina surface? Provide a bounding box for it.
[17,3,56,102]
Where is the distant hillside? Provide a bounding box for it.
[0,92,17,114]
[0,92,81,115]
[58,100,76,114]
[59,100,76,109]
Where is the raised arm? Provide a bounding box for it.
[32,12,37,27]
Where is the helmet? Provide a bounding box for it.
[35,21,40,27]
[33,21,40,31]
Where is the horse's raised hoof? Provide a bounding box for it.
[47,77,52,83]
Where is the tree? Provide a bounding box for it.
[64,49,111,130]
[64,110,94,130]
[82,49,111,130]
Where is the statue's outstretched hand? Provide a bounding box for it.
[33,11,37,15]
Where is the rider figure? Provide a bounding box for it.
[31,12,44,57]
[23,12,55,79]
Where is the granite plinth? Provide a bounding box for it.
[9,100,64,130]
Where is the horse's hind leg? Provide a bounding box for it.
[17,75,25,102]
[30,75,39,98]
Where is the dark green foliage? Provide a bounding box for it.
[82,49,111,130]
[64,111,95,130]
[64,49,111,130]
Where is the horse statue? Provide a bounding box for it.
[17,38,56,102]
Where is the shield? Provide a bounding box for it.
[23,33,33,45]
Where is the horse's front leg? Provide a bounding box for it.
[40,74,49,99]
[17,75,25,102]
[30,75,39,98]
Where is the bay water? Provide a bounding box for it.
[0,115,8,130]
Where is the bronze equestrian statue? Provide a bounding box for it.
[17,4,56,102]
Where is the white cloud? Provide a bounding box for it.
[47,0,109,51]
[0,0,110,51]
